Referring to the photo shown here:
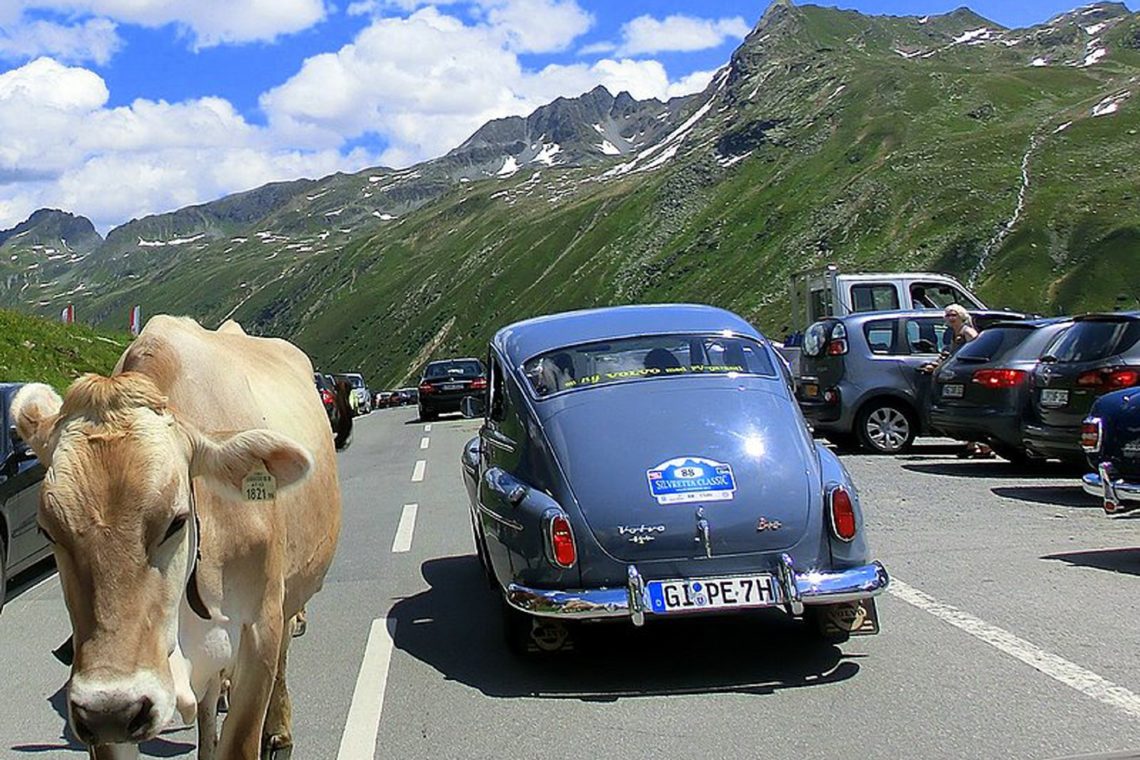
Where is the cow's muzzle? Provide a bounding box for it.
[69,673,167,744]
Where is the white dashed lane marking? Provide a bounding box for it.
[411,460,427,482]
[889,579,1140,719]
[423,424,432,432]
[391,504,418,553]
[420,437,430,450]
[336,618,396,760]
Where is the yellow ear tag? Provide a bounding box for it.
[242,467,277,502]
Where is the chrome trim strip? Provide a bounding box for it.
[504,561,889,621]
[476,503,523,531]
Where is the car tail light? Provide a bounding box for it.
[972,369,1027,388]
[1081,417,1103,453]
[320,389,334,405]
[1077,367,1140,389]
[418,382,434,395]
[470,377,488,390]
[823,388,840,404]
[827,323,848,356]
[547,514,576,568]
[827,486,857,542]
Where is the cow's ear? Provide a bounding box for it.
[190,428,313,498]
[11,383,62,465]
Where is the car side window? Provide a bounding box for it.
[905,318,948,355]
[488,353,506,422]
[850,284,900,313]
[863,319,896,355]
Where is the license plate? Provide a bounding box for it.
[941,383,964,399]
[647,575,777,614]
[441,383,464,391]
[802,383,819,399]
[1041,388,1069,407]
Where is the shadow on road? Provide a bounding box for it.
[389,555,859,701]
[902,461,1082,479]
[991,485,1100,508]
[1042,547,1140,577]
[9,686,194,757]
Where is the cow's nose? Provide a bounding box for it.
[71,694,156,744]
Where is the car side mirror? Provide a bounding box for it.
[461,395,486,419]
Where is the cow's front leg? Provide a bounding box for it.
[196,676,221,760]
[262,623,295,760]
[88,745,139,760]
[216,614,283,760]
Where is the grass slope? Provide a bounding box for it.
[0,309,130,391]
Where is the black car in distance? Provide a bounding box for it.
[1024,312,1140,465]
[418,358,487,421]
[929,317,1072,463]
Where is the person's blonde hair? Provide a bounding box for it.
[944,303,973,327]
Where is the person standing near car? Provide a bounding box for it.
[921,304,991,457]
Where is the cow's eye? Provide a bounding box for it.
[162,515,189,544]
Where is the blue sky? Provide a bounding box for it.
[0,0,1132,233]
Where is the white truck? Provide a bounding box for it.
[780,264,987,374]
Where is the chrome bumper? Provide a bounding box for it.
[505,555,890,627]
[1082,463,1140,514]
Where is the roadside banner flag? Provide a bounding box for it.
[60,304,75,324]
[129,305,142,336]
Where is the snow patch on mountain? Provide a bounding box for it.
[532,143,562,166]
[497,156,520,177]
[598,140,621,155]
[137,233,206,247]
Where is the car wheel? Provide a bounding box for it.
[856,401,916,454]
[1,537,8,615]
[419,409,437,422]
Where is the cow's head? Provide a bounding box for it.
[11,373,312,745]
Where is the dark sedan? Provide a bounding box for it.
[418,358,487,421]
[2,382,50,612]
[929,318,1072,463]
[1023,312,1140,465]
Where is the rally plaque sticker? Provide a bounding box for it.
[646,456,736,505]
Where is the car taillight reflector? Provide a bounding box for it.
[972,369,1027,388]
[549,515,576,568]
[470,377,488,390]
[1081,417,1102,453]
[418,382,434,394]
[1077,368,1140,389]
[828,486,857,542]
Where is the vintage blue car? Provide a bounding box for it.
[1081,387,1140,514]
[460,304,889,654]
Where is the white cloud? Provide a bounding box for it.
[0,18,122,65]
[481,0,593,53]
[0,58,365,233]
[614,14,752,56]
[262,7,711,167]
[5,0,328,50]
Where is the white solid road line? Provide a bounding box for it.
[391,504,418,553]
[420,437,430,450]
[889,579,1140,719]
[411,460,427,482]
[336,618,396,760]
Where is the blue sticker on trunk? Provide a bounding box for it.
[646,457,736,505]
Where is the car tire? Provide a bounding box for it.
[1,537,8,616]
[419,409,437,422]
[855,401,916,454]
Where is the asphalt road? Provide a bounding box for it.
[3,410,1140,759]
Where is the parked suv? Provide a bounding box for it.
[928,318,1072,463]
[418,358,487,421]
[796,309,1023,453]
[1023,312,1140,465]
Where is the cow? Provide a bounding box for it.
[11,316,344,759]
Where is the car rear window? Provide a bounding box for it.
[1045,320,1140,363]
[953,327,1032,362]
[424,360,484,379]
[522,334,776,397]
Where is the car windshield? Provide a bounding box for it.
[522,334,776,397]
[425,360,484,379]
[1045,320,1140,363]
[345,376,365,389]
[953,327,1032,362]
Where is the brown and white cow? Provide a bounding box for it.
[11,316,343,759]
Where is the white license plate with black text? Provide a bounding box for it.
[441,383,464,391]
[942,383,964,399]
[647,575,777,614]
[1041,388,1069,407]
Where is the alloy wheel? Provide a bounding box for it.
[863,405,913,453]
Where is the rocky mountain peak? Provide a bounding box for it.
[0,208,101,252]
